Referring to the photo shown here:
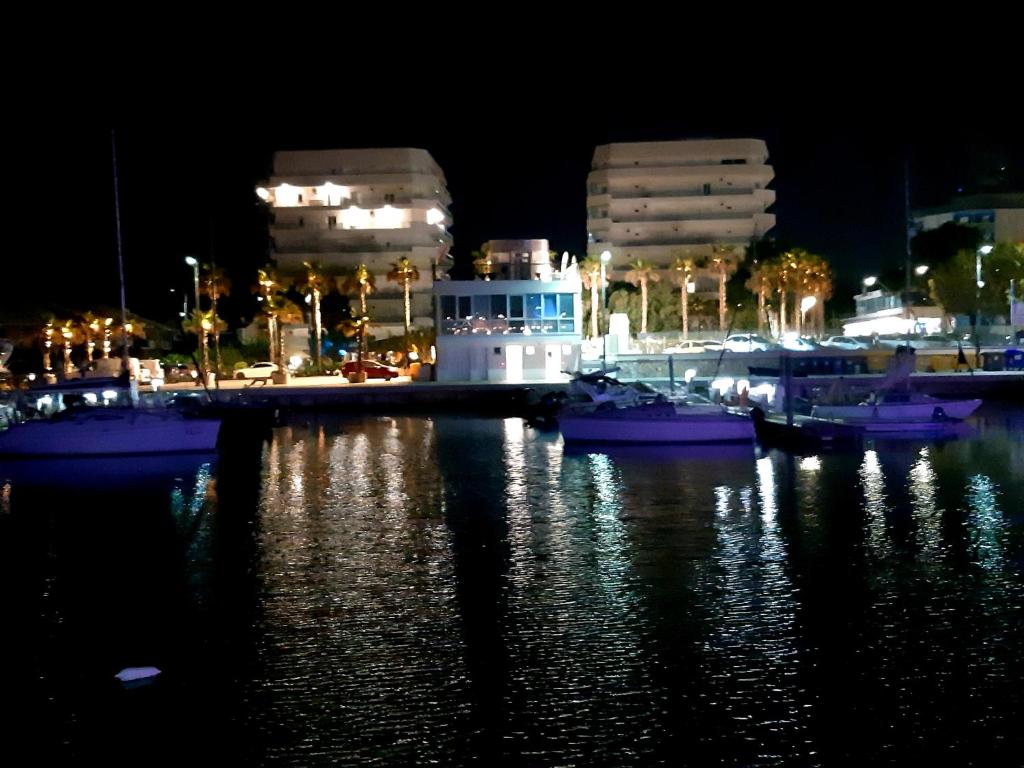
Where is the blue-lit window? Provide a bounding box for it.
[543,294,557,318]
[525,294,543,319]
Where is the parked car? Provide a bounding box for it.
[234,362,279,380]
[722,333,775,352]
[664,340,720,354]
[819,335,869,350]
[341,359,400,380]
[780,334,818,351]
[164,363,198,383]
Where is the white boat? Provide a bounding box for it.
[559,401,755,444]
[0,407,221,456]
[810,391,982,422]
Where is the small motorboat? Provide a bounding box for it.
[558,400,755,444]
[810,390,982,422]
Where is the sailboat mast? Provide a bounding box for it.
[111,129,130,373]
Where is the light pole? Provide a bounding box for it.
[975,244,993,366]
[185,255,207,380]
[185,256,200,313]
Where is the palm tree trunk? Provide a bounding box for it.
[312,290,322,369]
[780,290,788,336]
[591,282,599,339]
[267,314,278,369]
[758,284,766,335]
[681,284,689,340]
[640,277,648,334]
[403,278,411,368]
[212,289,221,374]
[718,264,727,331]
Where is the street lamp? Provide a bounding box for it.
[863,276,879,289]
[915,264,929,276]
[185,256,200,314]
[974,244,994,365]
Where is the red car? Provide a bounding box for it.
[341,360,400,380]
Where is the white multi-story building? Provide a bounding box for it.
[912,193,1024,244]
[434,239,582,382]
[257,148,453,337]
[587,139,775,292]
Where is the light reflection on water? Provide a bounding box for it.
[3,409,1024,766]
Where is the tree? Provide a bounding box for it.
[623,260,660,334]
[386,257,420,367]
[300,261,329,369]
[202,265,231,374]
[340,264,377,361]
[710,245,741,331]
[471,242,494,281]
[670,256,695,339]
[932,242,1024,321]
[578,256,604,338]
[745,260,778,336]
[182,309,223,375]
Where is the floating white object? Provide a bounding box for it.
[115,666,161,683]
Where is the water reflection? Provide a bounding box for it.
[5,408,1024,766]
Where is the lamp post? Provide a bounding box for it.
[975,244,993,367]
[185,255,207,380]
[185,256,200,313]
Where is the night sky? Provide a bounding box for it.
[10,84,1020,326]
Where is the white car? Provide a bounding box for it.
[820,336,869,350]
[664,340,721,354]
[780,334,817,351]
[722,333,775,352]
[234,361,279,380]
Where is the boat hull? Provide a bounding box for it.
[811,398,981,421]
[0,411,221,456]
[559,404,754,444]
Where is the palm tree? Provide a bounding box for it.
[301,261,329,369]
[41,320,56,374]
[710,245,741,332]
[386,257,420,367]
[79,312,103,364]
[257,268,282,368]
[471,242,494,280]
[202,265,231,374]
[623,260,660,335]
[340,264,377,363]
[578,256,603,338]
[56,320,82,376]
[745,260,778,336]
[182,309,222,375]
[670,256,695,339]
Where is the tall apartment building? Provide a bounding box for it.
[587,139,775,292]
[257,148,453,335]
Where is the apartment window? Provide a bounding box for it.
[384,193,395,204]
[458,296,472,318]
[509,295,524,318]
[298,217,305,227]
[298,194,304,203]
[703,183,711,195]
[490,295,507,317]
[327,216,337,229]
[441,296,456,319]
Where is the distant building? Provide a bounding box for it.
[912,193,1024,244]
[434,239,582,382]
[586,138,775,295]
[257,148,453,338]
[843,289,944,337]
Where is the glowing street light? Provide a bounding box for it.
[863,276,878,288]
[915,264,930,276]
